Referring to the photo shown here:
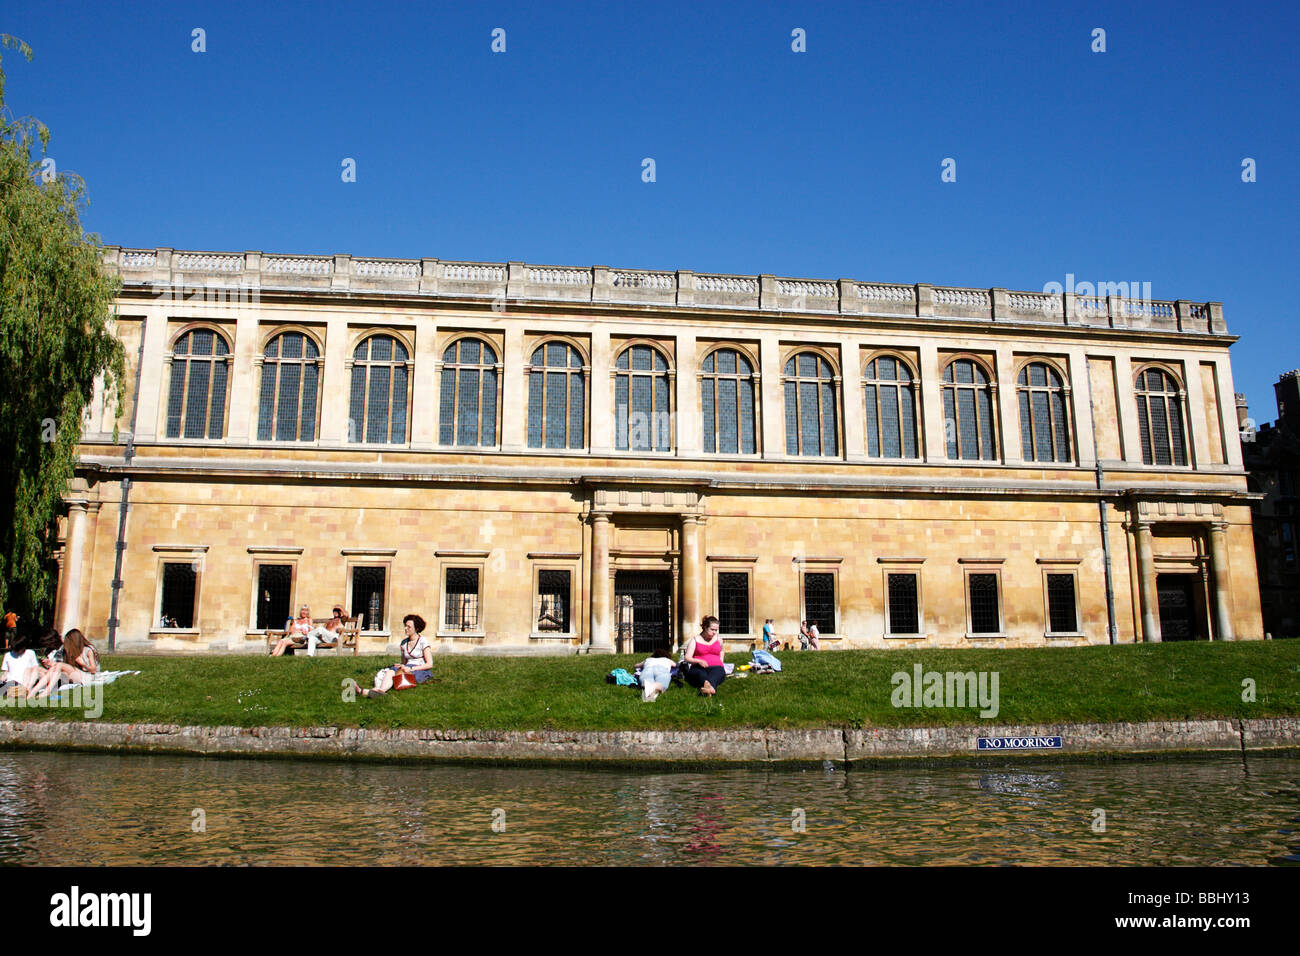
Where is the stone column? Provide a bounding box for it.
[589,512,613,652]
[759,331,783,457]
[918,342,946,462]
[1135,519,1161,643]
[675,331,698,455]
[501,323,525,452]
[680,514,701,645]
[1208,522,1235,641]
[319,312,351,443]
[55,502,89,633]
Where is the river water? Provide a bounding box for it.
[0,750,1296,865]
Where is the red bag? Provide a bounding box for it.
[391,671,417,691]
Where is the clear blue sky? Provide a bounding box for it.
[5,0,1297,421]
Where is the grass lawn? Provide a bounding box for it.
[7,640,1299,733]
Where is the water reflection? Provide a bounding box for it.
[0,752,1294,865]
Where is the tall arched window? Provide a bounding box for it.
[1017,361,1072,463]
[347,335,410,444]
[701,348,757,455]
[166,328,231,439]
[439,338,499,447]
[527,341,586,449]
[941,358,997,460]
[613,344,672,452]
[863,355,918,459]
[1135,366,1187,466]
[783,352,839,456]
[258,331,321,442]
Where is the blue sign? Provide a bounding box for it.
[977,735,1063,751]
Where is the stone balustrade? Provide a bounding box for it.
[103,246,1228,334]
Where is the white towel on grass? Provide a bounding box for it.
[51,670,141,694]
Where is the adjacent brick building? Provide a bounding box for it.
[53,248,1264,653]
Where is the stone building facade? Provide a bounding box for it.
[1242,371,1300,637]
[53,248,1263,653]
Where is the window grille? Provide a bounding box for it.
[160,563,197,628]
[1046,574,1078,633]
[803,572,836,633]
[445,568,481,630]
[255,564,293,630]
[887,573,919,634]
[717,572,750,634]
[350,566,386,631]
[968,573,1000,633]
[536,570,570,633]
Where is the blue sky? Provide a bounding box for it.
[5,0,1297,420]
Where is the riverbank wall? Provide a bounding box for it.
[1,717,1297,767]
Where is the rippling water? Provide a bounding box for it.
[0,751,1296,865]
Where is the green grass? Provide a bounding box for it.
[10,641,1300,732]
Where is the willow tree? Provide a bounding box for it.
[0,36,124,621]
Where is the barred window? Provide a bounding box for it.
[863,355,919,459]
[1281,522,1295,567]
[348,336,410,444]
[1135,368,1188,466]
[444,568,481,630]
[968,573,1001,634]
[350,566,386,632]
[1046,573,1078,633]
[439,338,499,447]
[701,349,757,455]
[254,564,293,630]
[258,332,321,442]
[717,572,750,634]
[886,573,919,635]
[166,329,231,439]
[1017,362,1071,463]
[784,353,838,456]
[527,342,586,449]
[802,572,836,634]
[536,570,571,633]
[942,359,997,460]
[614,344,671,452]
[159,563,197,628]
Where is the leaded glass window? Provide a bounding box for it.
[614,344,671,452]
[528,342,586,449]
[350,566,386,632]
[968,573,1000,633]
[1046,573,1078,633]
[1135,367,1188,466]
[941,358,997,460]
[701,348,757,455]
[863,355,919,459]
[166,329,231,439]
[258,332,321,442]
[803,572,836,634]
[1016,362,1071,463]
[783,352,838,456]
[347,336,410,444]
[887,573,919,635]
[717,572,750,634]
[255,564,293,630]
[439,338,499,447]
[160,563,197,628]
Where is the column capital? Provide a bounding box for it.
[1209,520,1230,534]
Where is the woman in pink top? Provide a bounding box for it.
[682,615,726,696]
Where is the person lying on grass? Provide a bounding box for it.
[346,614,431,699]
[639,644,675,702]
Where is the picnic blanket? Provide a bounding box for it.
[51,670,140,695]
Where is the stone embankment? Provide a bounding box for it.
[0,717,1296,766]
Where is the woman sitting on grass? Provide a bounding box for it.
[681,615,726,697]
[347,614,431,699]
[0,633,42,697]
[29,629,98,699]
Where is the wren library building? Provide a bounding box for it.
[52,248,1263,654]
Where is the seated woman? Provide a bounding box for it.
[270,605,315,657]
[346,614,431,699]
[0,632,43,697]
[29,629,99,699]
[681,615,726,697]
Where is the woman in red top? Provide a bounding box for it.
[681,615,726,696]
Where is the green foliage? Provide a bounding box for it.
[0,37,125,618]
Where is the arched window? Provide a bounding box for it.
[863,355,918,459]
[347,335,410,444]
[258,331,321,442]
[166,328,231,439]
[1016,361,1072,463]
[1135,367,1187,466]
[613,344,672,452]
[701,348,757,455]
[941,358,997,460]
[783,352,839,456]
[527,341,586,449]
[439,338,499,447]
